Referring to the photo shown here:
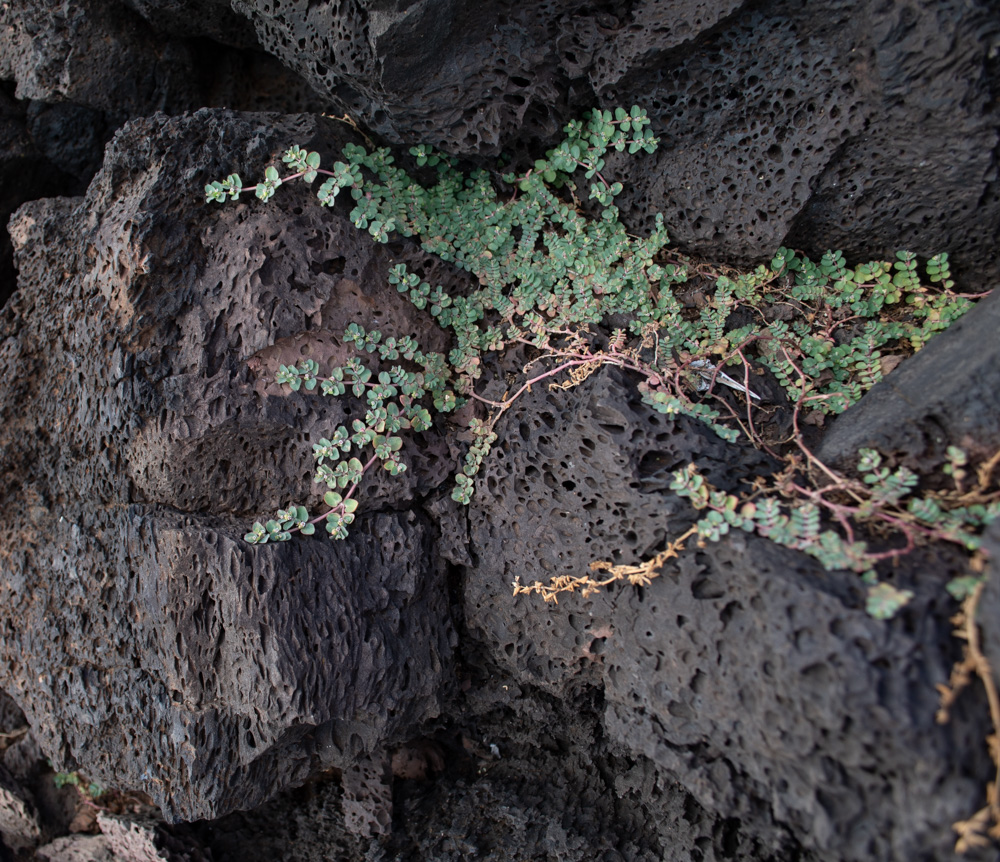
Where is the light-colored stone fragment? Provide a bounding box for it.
[37,834,118,862]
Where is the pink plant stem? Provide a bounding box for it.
[735,348,760,441]
[785,481,859,546]
[469,358,610,409]
[241,168,340,193]
[303,453,379,529]
[777,343,867,495]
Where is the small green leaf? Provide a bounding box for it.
[865,582,914,619]
[946,576,982,601]
[205,181,226,203]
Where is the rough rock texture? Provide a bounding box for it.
[0,693,37,788]
[95,811,212,862]
[35,812,213,862]
[0,765,41,850]
[193,686,809,862]
[615,0,1000,277]
[0,83,77,305]
[449,367,773,693]
[0,0,327,124]
[1,0,214,122]
[340,753,393,837]
[0,0,330,306]
[2,103,997,861]
[36,834,119,862]
[230,0,1000,284]
[0,111,454,822]
[445,358,994,862]
[121,0,260,49]
[2,2,1000,860]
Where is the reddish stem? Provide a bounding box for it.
[240,167,341,194]
[301,453,380,530]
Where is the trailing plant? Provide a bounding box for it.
[208,104,998,853]
[240,334,443,543]
[679,449,995,616]
[207,106,982,561]
[514,447,1000,614]
[937,579,1000,853]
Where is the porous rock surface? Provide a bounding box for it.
[0,764,41,850]
[1,103,997,860]
[0,0,327,124]
[448,359,994,862]
[0,83,75,307]
[0,0,330,302]
[95,811,212,862]
[0,110,455,822]
[1,2,999,860]
[231,0,1000,284]
[36,812,213,862]
[36,834,119,862]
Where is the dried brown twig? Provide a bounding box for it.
[937,581,1000,853]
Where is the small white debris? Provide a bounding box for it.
[689,359,761,400]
